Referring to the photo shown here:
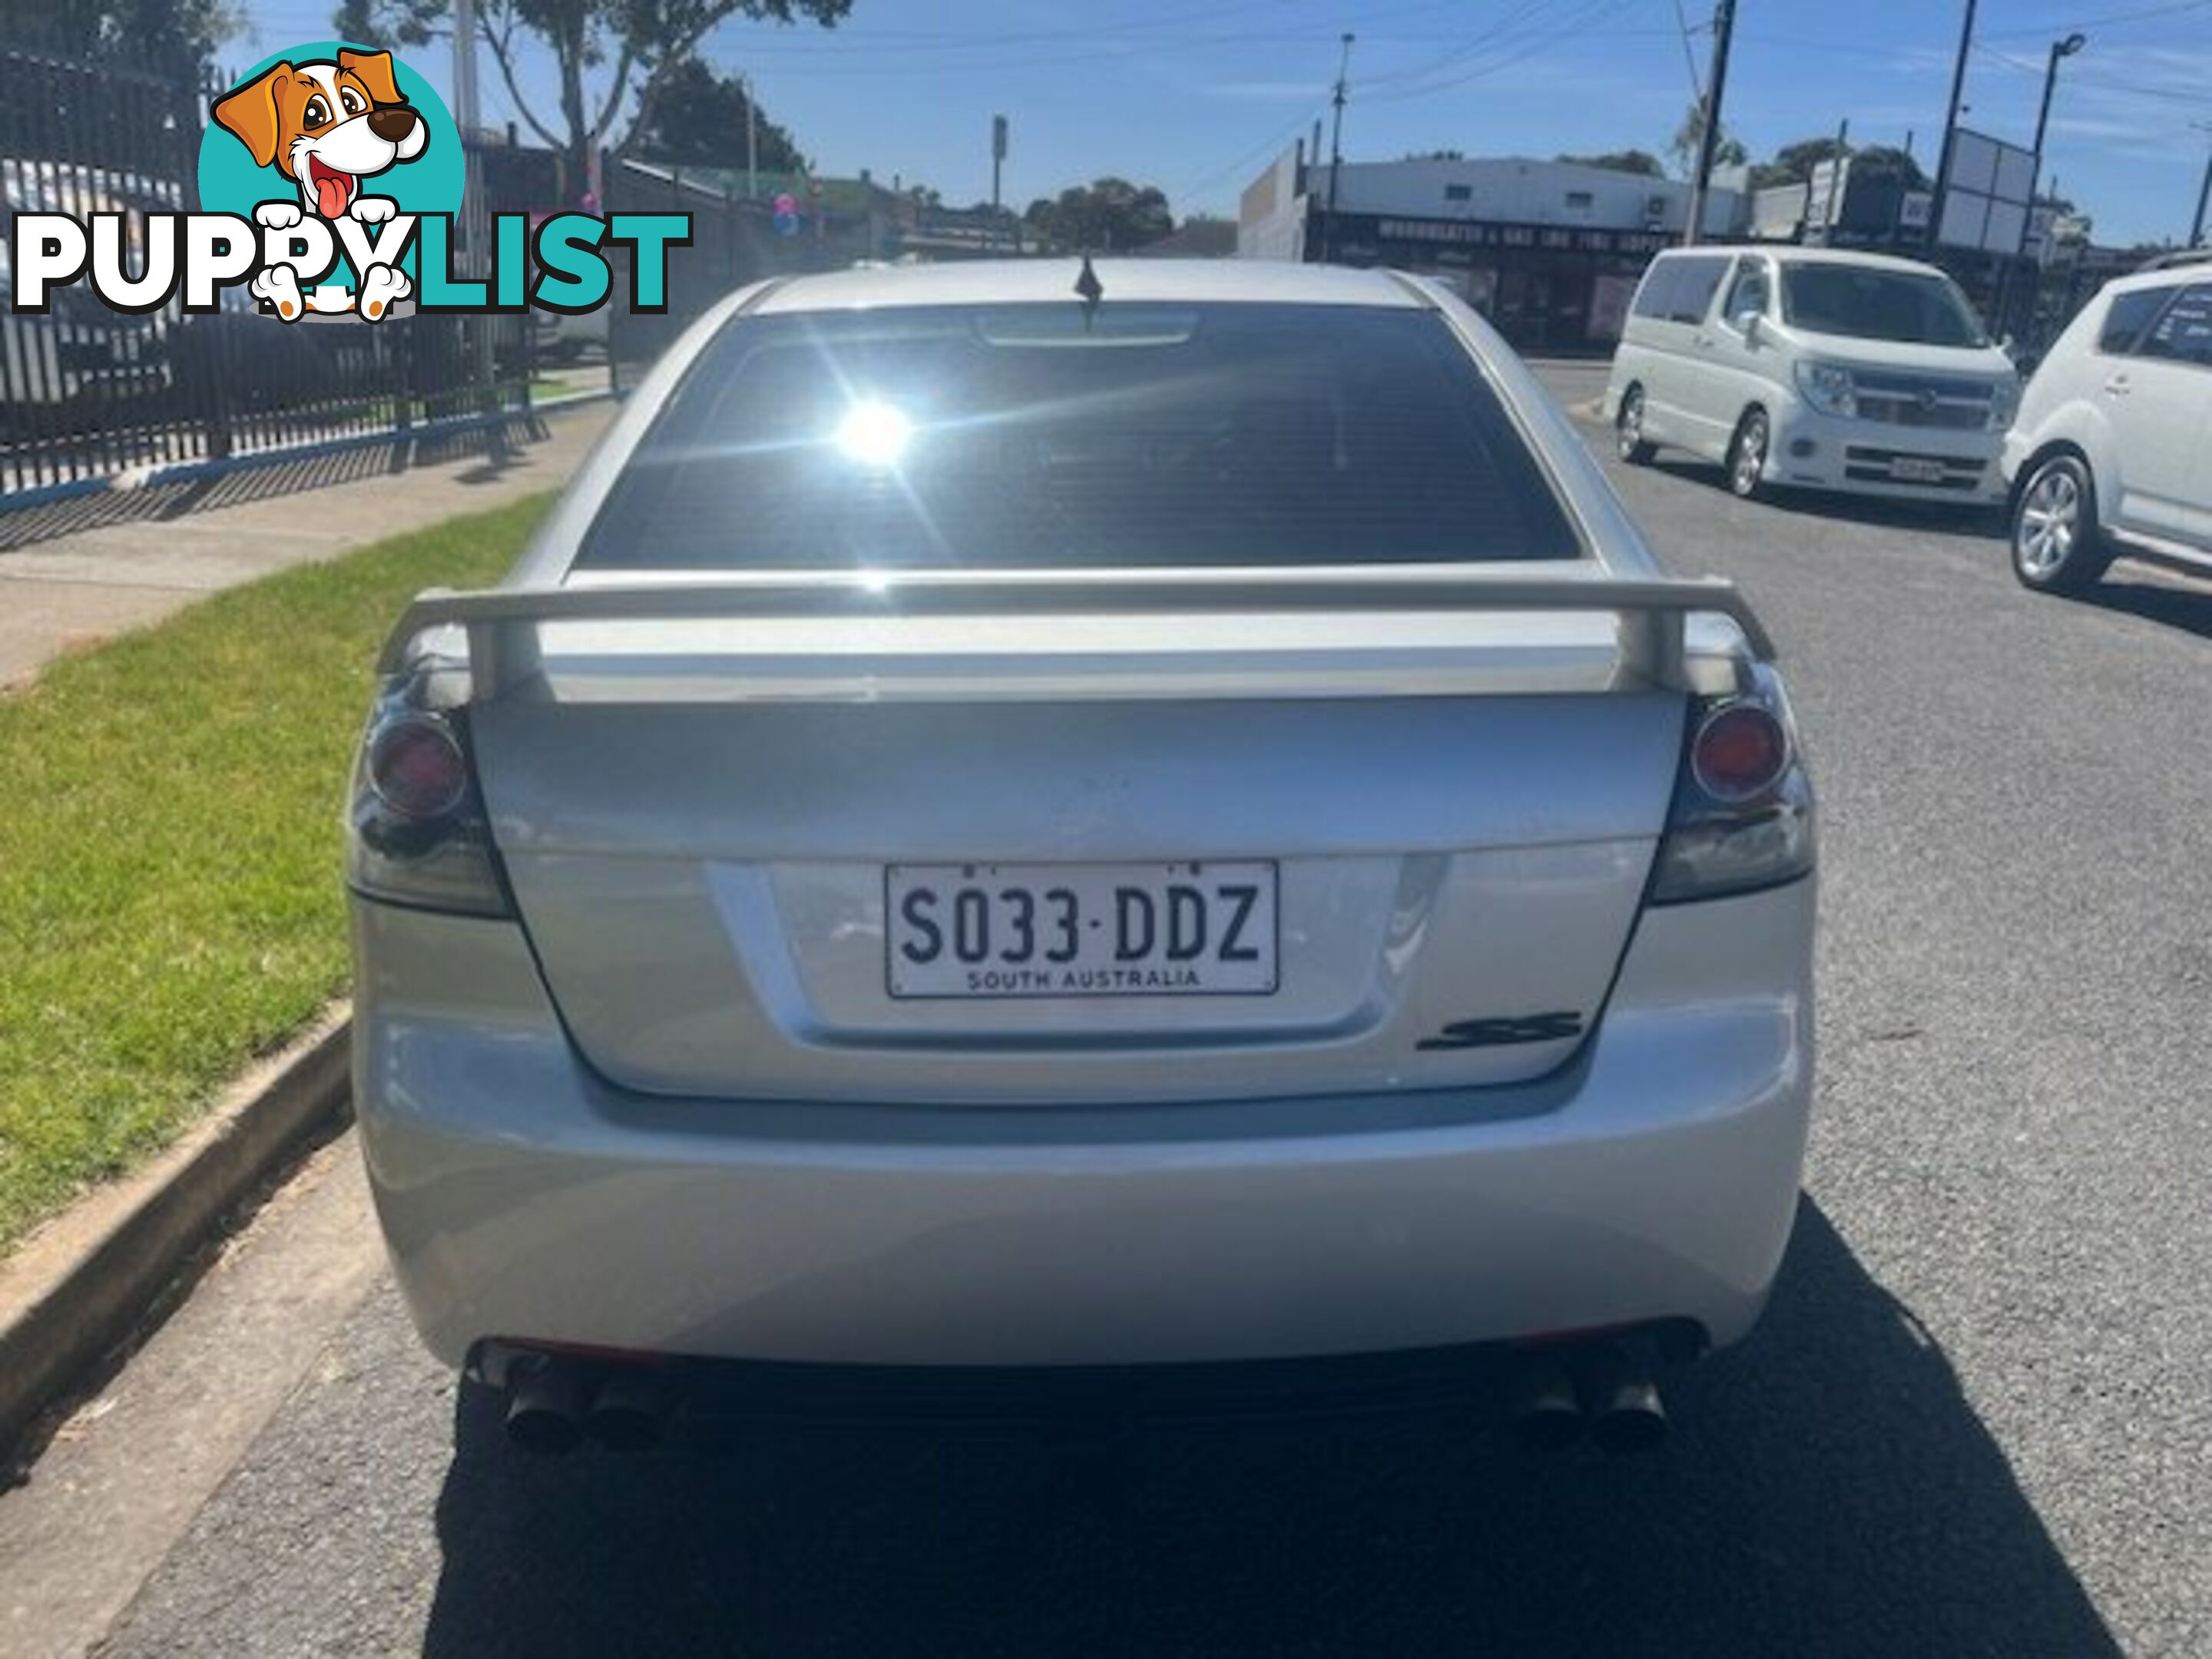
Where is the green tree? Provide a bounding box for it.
[1022,176,1173,253]
[1668,101,1746,178]
[0,0,239,67]
[1557,149,1665,177]
[627,55,803,171]
[1846,145,1926,192]
[1748,137,1926,194]
[331,0,851,204]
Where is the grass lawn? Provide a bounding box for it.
[0,494,550,1252]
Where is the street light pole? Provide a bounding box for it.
[1323,31,1353,263]
[1997,32,2085,342]
[2031,33,2085,160]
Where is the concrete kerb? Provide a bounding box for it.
[0,1009,355,1461]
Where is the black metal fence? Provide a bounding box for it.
[601,161,786,382]
[0,31,530,502]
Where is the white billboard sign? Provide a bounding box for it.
[1808,157,1850,228]
[1937,127,2040,255]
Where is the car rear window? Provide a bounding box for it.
[575,303,1581,571]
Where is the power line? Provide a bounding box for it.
[1359,0,1568,95]
[1363,0,1646,104]
[1974,43,2212,106]
[1978,0,2211,38]
[1171,103,1328,200]
[1672,0,1708,101]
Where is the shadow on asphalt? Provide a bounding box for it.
[419,1200,2116,1657]
[2070,566,2212,644]
[1640,458,2004,541]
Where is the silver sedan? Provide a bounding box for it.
[346,259,1816,1457]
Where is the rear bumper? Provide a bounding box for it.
[353,880,1814,1370]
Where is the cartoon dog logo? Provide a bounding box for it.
[210,49,427,321]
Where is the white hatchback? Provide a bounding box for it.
[2004,259,2212,594]
[346,260,1816,1457]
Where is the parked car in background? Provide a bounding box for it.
[2003,260,2212,594]
[349,260,1816,1459]
[1605,247,2019,505]
[532,304,610,364]
[0,241,167,426]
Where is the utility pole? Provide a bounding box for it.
[992,114,1009,253]
[1681,0,1736,247]
[744,75,758,200]
[1819,118,1850,240]
[452,0,492,402]
[452,0,482,228]
[1323,31,1353,263]
[1927,0,1978,250]
[2192,124,2212,247]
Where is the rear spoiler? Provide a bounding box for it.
[377,570,1775,699]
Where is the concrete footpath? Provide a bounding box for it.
[0,399,615,690]
[0,1138,387,1659]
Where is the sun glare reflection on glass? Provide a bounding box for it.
[835,400,913,467]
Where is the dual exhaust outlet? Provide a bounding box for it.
[504,1355,672,1454]
[1503,1343,1669,1455]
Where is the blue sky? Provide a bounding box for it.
[240,0,2212,247]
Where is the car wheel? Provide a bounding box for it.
[1615,387,1655,465]
[2010,453,2112,595]
[1726,409,1769,500]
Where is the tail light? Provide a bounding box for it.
[1689,703,1790,802]
[1650,664,1814,905]
[366,717,469,820]
[346,647,512,918]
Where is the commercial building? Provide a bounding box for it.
[1238,147,1747,352]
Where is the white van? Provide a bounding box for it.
[1604,247,2018,504]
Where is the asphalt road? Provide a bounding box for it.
[9,361,2212,1657]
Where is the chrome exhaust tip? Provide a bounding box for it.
[504,1355,588,1454]
[584,1370,671,1452]
[1578,1346,1669,1455]
[1503,1353,1585,1452]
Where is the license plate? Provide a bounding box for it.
[885,861,1279,999]
[1889,456,1948,483]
